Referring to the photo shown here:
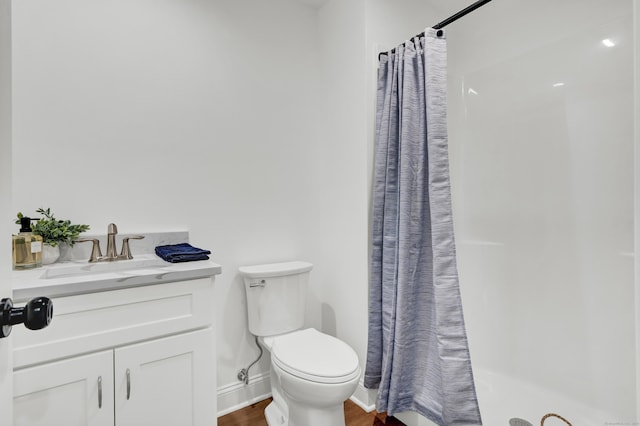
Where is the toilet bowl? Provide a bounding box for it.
[262,328,360,426]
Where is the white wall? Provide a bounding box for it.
[0,0,13,421]
[10,0,374,415]
[447,0,636,421]
[305,0,370,405]
[10,0,326,410]
[635,0,640,420]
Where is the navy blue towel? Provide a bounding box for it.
[155,243,211,263]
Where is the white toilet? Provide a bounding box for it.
[239,261,361,426]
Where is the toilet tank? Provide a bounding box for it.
[239,261,313,337]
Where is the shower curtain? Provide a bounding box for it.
[364,29,482,426]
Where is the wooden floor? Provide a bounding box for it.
[218,398,405,426]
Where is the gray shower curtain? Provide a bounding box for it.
[364,29,482,426]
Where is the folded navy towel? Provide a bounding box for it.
[155,243,211,263]
[162,253,210,263]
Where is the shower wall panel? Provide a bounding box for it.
[447,0,636,418]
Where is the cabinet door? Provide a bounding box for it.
[115,328,215,426]
[14,350,114,426]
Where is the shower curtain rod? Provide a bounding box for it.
[378,0,494,60]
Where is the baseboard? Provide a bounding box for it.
[394,411,439,426]
[350,383,439,425]
[349,379,377,413]
[217,372,272,417]
[217,374,378,417]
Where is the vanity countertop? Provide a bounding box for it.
[12,254,222,301]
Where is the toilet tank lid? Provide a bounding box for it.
[239,261,313,278]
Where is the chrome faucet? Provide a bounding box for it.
[77,223,145,263]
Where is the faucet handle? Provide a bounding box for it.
[76,239,103,263]
[119,235,145,260]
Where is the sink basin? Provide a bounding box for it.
[40,254,168,279]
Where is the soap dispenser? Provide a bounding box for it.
[12,217,43,270]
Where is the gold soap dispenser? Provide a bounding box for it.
[12,217,43,270]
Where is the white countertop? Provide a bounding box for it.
[12,254,222,301]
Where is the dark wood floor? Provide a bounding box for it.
[218,398,405,426]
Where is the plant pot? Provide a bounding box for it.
[57,242,73,262]
[42,244,60,265]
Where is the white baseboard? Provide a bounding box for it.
[349,382,438,425]
[217,374,378,418]
[350,380,377,413]
[395,411,439,426]
[217,372,272,417]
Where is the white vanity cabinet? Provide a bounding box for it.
[14,350,115,426]
[114,329,212,426]
[12,275,218,426]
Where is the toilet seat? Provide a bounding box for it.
[271,328,360,384]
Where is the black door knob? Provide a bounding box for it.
[0,297,53,338]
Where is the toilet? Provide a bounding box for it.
[239,261,361,426]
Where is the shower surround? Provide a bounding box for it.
[446,0,635,424]
[367,0,637,424]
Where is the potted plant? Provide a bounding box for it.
[16,208,90,264]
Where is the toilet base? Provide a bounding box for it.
[265,400,287,426]
[264,395,347,426]
[288,400,346,426]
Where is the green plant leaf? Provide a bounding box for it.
[28,207,90,246]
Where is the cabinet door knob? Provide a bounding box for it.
[126,368,131,400]
[0,297,53,338]
[98,376,103,409]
